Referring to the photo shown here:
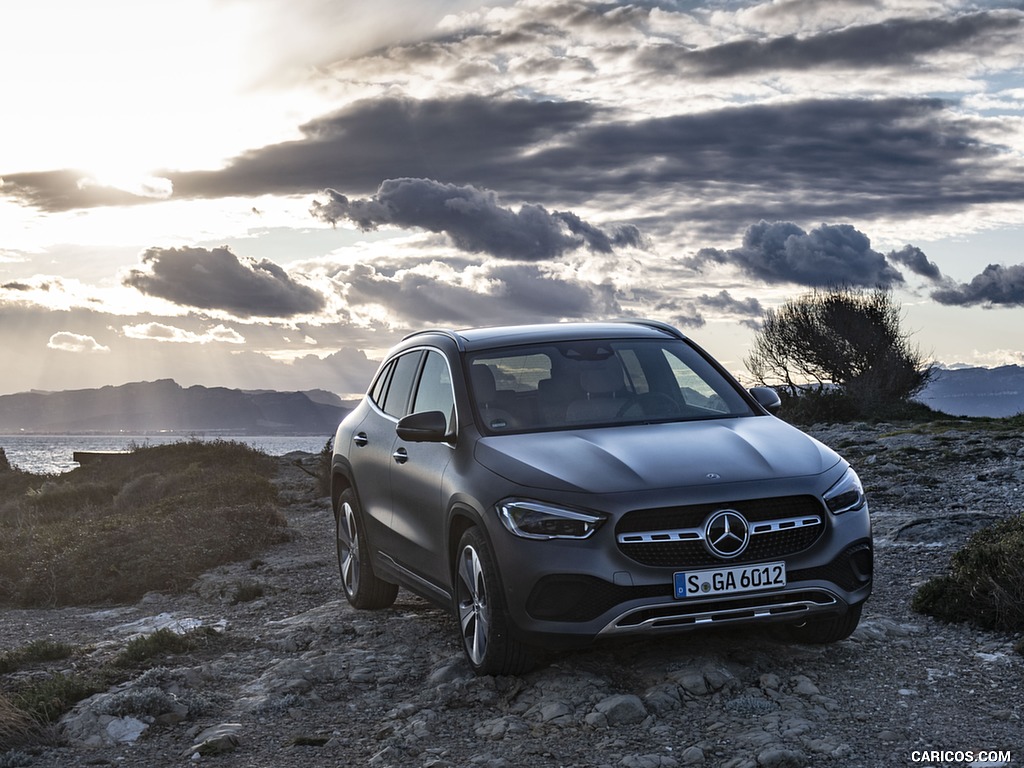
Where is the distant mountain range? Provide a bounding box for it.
[0,366,1019,434]
[915,365,1024,418]
[0,379,354,435]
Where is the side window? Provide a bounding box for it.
[368,360,395,408]
[412,350,455,431]
[381,351,423,418]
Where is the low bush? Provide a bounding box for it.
[0,440,289,607]
[776,389,951,425]
[0,641,75,675]
[913,513,1024,644]
[0,692,44,754]
[0,626,224,750]
[7,672,105,725]
[113,628,204,668]
[317,438,333,498]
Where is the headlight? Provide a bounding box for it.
[824,467,866,514]
[497,499,606,540]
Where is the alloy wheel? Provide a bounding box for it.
[456,543,489,666]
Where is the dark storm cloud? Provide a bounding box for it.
[311,179,643,260]
[694,290,764,330]
[685,221,905,288]
[339,262,620,325]
[888,245,944,281]
[696,290,763,317]
[173,96,599,202]
[123,246,325,317]
[0,169,153,211]
[931,263,1024,307]
[5,95,1023,238]
[638,11,1023,76]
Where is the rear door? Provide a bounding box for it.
[348,351,422,546]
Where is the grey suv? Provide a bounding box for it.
[330,321,872,675]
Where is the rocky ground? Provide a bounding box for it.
[2,422,1022,768]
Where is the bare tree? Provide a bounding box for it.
[745,288,933,409]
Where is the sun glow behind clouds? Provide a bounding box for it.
[0,1,320,177]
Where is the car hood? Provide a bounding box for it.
[474,416,842,494]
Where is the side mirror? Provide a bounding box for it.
[396,410,450,442]
[749,386,782,415]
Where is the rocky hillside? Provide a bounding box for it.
[0,380,350,434]
[2,422,1022,767]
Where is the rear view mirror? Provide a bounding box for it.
[749,386,782,415]
[396,410,450,442]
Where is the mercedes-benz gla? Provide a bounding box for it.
[330,321,872,675]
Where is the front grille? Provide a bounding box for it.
[616,495,825,567]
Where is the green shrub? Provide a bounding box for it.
[913,513,1024,637]
[0,440,288,607]
[0,627,225,752]
[231,580,266,604]
[317,438,333,498]
[10,673,105,724]
[776,389,951,425]
[113,628,209,668]
[0,640,75,674]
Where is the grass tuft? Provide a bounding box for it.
[0,693,44,754]
[113,629,205,668]
[0,641,76,675]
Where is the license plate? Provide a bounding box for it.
[674,562,786,599]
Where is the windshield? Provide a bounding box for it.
[467,338,755,434]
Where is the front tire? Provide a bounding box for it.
[454,527,535,676]
[335,488,398,610]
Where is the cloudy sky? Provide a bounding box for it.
[2,0,1023,398]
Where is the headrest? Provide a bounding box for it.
[579,358,624,395]
[470,364,497,400]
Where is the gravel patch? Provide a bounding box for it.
[2,426,1021,767]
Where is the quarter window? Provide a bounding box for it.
[368,360,395,407]
[381,351,423,418]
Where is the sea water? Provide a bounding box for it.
[0,434,334,475]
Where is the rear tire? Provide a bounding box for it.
[454,527,535,676]
[335,488,398,610]
[785,602,863,644]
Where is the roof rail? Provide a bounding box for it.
[401,328,466,351]
[614,318,688,340]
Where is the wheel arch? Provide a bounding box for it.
[330,458,355,515]
[447,502,488,581]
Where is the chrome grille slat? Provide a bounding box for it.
[616,514,821,545]
[616,496,826,567]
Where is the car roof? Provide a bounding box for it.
[403,320,686,352]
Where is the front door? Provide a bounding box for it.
[389,349,456,588]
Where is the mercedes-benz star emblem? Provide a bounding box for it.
[704,509,750,559]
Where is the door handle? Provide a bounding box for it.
[353,433,369,447]
[392,447,408,464]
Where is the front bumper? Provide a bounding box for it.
[486,490,873,649]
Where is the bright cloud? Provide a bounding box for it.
[122,322,246,345]
[47,332,110,354]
